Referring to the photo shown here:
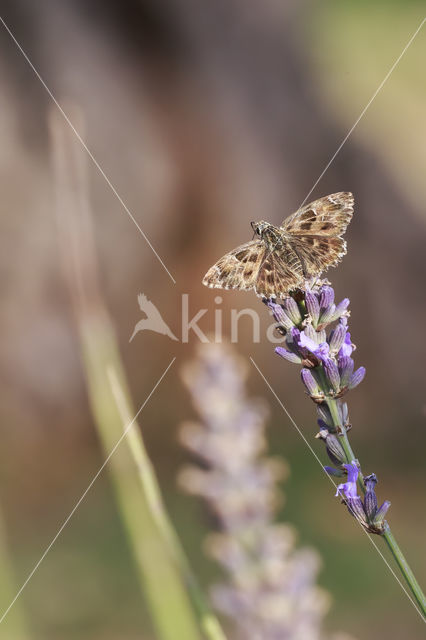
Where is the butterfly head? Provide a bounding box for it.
[251,220,282,247]
[250,220,271,237]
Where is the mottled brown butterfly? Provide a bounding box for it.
[202,192,354,298]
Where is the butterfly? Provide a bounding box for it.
[202,192,354,298]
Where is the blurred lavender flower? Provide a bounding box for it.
[265,281,389,534]
[179,342,331,640]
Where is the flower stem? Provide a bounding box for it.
[51,106,227,640]
[382,525,426,616]
[321,383,426,617]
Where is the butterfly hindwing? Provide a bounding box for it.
[202,240,265,291]
[255,243,304,297]
[289,235,347,278]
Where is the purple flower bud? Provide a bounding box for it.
[317,405,333,428]
[299,331,330,362]
[303,324,319,343]
[346,496,369,526]
[349,366,366,389]
[298,331,317,353]
[338,402,349,426]
[323,359,341,392]
[317,418,330,431]
[282,297,302,325]
[328,323,347,353]
[363,473,391,532]
[336,462,370,528]
[339,332,353,357]
[326,434,346,465]
[305,291,320,326]
[290,326,301,345]
[285,326,303,358]
[317,430,346,465]
[336,461,359,498]
[275,346,301,364]
[324,465,345,477]
[315,343,331,362]
[301,368,320,395]
[316,328,327,344]
[319,286,334,311]
[330,297,350,322]
[364,474,378,520]
[264,299,295,330]
[337,356,354,388]
[373,500,391,530]
[318,304,337,325]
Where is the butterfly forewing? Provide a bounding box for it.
[202,240,265,291]
[282,192,353,237]
[279,192,353,278]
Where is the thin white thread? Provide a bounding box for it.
[249,356,425,622]
[300,17,426,207]
[0,16,176,284]
[0,358,176,624]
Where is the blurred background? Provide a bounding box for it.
[0,0,425,638]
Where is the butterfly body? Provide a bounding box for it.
[251,219,291,251]
[203,192,354,299]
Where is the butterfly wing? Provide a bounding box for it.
[280,192,353,277]
[255,242,304,298]
[288,234,348,278]
[202,240,265,291]
[281,192,354,237]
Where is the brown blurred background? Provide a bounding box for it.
[0,0,425,638]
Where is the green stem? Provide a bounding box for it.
[50,106,227,640]
[105,353,227,640]
[0,512,31,640]
[79,319,228,639]
[319,378,426,617]
[80,320,204,640]
[382,525,426,615]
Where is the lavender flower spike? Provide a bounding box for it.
[179,343,332,639]
[267,280,394,536]
[262,278,426,620]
